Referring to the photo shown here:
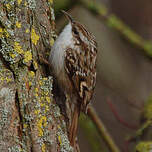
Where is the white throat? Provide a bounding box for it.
[49,23,74,75]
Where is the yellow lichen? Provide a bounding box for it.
[38,127,43,137]
[5,77,12,83]
[31,28,40,45]
[39,80,42,85]
[40,103,44,107]
[35,88,38,92]
[25,29,29,33]
[50,38,54,46]
[5,4,11,9]
[14,42,24,54]
[23,124,28,129]
[48,0,53,4]
[45,105,49,112]
[41,143,46,152]
[16,21,21,28]
[0,28,3,33]
[37,116,47,136]
[0,28,3,37]
[41,96,44,101]
[3,29,9,37]
[23,51,32,63]
[29,71,35,77]
[33,60,38,69]
[46,96,51,103]
[24,1,27,6]
[44,91,48,96]
[43,78,47,81]
[0,77,4,81]
[29,81,32,87]
[18,0,22,5]
[35,93,38,97]
[34,109,40,115]
[9,52,16,59]
[58,135,62,145]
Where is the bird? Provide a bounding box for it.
[49,10,97,147]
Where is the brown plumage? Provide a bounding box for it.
[49,10,97,148]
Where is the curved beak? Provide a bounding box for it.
[61,10,73,23]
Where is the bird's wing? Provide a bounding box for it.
[64,44,97,111]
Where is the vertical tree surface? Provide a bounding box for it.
[0,0,75,151]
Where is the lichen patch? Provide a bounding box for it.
[50,38,54,46]
[23,50,32,63]
[16,21,21,28]
[18,0,22,5]
[31,28,40,45]
[14,42,24,55]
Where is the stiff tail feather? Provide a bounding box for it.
[69,105,80,146]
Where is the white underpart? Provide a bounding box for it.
[49,23,74,75]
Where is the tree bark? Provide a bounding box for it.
[0,0,74,151]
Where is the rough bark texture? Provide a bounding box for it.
[0,0,74,151]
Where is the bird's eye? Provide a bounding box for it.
[73,28,79,35]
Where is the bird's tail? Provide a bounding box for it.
[69,105,80,147]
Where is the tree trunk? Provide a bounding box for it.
[0,1,76,151]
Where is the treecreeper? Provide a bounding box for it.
[49,10,97,149]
